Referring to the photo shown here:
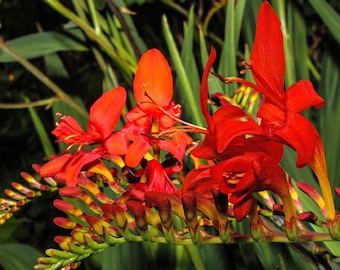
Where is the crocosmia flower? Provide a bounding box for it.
[40,87,127,186]
[215,1,324,168]
[133,49,174,111]
[124,49,192,168]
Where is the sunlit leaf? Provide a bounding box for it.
[0,30,87,62]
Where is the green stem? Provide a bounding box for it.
[0,97,59,109]
[0,38,89,119]
[185,245,205,270]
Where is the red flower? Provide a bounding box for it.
[40,87,127,186]
[211,152,293,222]
[182,152,295,224]
[124,49,192,168]
[191,47,283,161]
[216,1,324,168]
[129,160,178,194]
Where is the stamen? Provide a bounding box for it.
[141,90,207,133]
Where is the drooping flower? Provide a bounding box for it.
[123,49,192,168]
[182,151,297,239]
[129,160,178,194]
[40,87,127,187]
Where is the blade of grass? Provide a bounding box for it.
[43,0,135,78]
[24,97,55,158]
[272,0,296,87]
[218,0,237,95]
[288,0,309,80]
[0,31,88,63]
[162,14,204,128]
[308,0,340,44]
[178,6,200,103]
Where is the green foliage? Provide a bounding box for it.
[0,30,88,63]
[0,243,42,270]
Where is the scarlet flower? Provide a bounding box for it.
[213,1,337,227]
[182,152,295,224]
[40,87,127,186]
[191,47,283,161]
[124,49,192,168]
[217,1,324,168]
[211,152,294,222]
[129,160,178,194]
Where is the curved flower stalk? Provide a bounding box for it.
[0,164,59,225]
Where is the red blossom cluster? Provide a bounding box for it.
[38,1,336,240]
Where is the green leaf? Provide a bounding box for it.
[179,6,200,101]
[162,14,204,128]
[0,243,42,270]
[288,1,309,80]
[25,97,55,158]
[0,30,88,62]
[218,0,237,94]
[255,243,318,270]
[217,0,246,94]
[318,51,340,208]
[0,219,28,243]
[308,0,340,44]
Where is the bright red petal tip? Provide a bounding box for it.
[250,1,285,101]
[89,87,126,139]
[133,49,173,110]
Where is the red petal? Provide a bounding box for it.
[190,134,219,159]
[233,197,256,222]
[275,112,319,167]
[285,80,324,112]
[200,48,216,130]
[133,49,173,110]
[64,150,103,186]
[181,167,212,196]
[88,87,126,139]
[158,132,192,168]
[52,116,85,142]
[125,137,151,168]
[145,160,178,193]
[257,100,285,128]
[215,119,264,153]
[40,154,72,177]
[103,130,128,155]
[250,1,285,101]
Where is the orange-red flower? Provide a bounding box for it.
[124,49,192,168]
[129,160,178,194]
[214,1,336,227]
[182,151,295,224]
[217,1,324,168]
[40,87,127,186]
